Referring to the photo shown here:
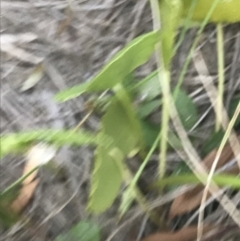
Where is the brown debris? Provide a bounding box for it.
[169,141,239,219]
[139,225,217,241]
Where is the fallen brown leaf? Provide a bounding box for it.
[11,179,39,213]
[139,225,217,241]
[10,144,56,213]
[169,141,239,219]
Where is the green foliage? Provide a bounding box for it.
[135,71,162,118]
[174,89,198,130]
[55,221,100,241]
[0,129,102,158]
[87,145,124,213]
[0,189,19,227]
[88,96,143,213]
[182,0,240,23]
[3,0,240,218]
[136,70,162,102]
[102,97,143,155]
[138,100,161,118]
[55,31,162,102]
[141,121,159,147]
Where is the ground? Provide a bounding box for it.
[1,1,240,241]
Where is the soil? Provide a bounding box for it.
[1,1,240,241]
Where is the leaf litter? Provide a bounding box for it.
[169,135,240,219]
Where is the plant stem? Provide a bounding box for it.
[216,23,224,131]
[0,166,39,197]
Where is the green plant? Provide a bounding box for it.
[55,221,100,241]
[1,0,240,226]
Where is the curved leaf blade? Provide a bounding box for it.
[55,31,161,102]
[174,89,198,130]
[55,221,100,241]
[88,31,161,91]
[87,145,124,213]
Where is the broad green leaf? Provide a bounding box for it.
[141,120,183,149]
[55,31,162,102]
[86,31,161,92]
[141,121,159,147]
[174,89,198,130]
[88,96,143,213]
[54,82,89,102]
[55,221,100,241]
[182,0,240,23]
[87,145,124,213]
[136,70,161,101]
[102,97,143,155]
[138,100,161,118]
[0,129,103,158]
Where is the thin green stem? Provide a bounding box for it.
[0,166,39,197]
[152,173,240,189]
[216,23,224,131]
[149,0,169,179]
[130,134,160,189]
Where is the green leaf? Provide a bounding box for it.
[86,31,161,92]
[136,71,161,101]
[174,89,198,130]
[182,0,240,23]
[88,96,143,213]
[55,221,100,241]
[0,129,103,158]
[87,145,124,213]
[141,121,159,148]
[102,97,143,155]
[138,100,161,118]
[55,31,162,102]
[54,82,89,103]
